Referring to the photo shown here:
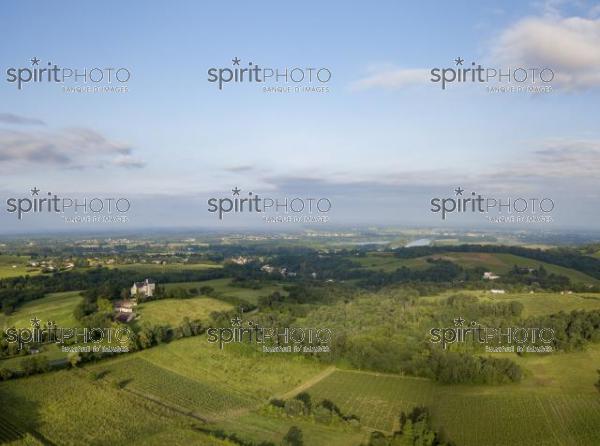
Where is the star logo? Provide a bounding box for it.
[454,186,464,196]
[31,187,40,196]
[230,315,242,326]
[454,57,464,66]
[232,57,241,66]
[232,187,241,196]
[31,57,40,66]
[453,317,465,327]
[30,317,41,328]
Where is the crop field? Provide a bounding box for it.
[214,411,367,446]
[136,296,233,326]
[432,390,600,446]
[0,336,333,444]
[0,413,29,444]
[306,346,600,445]
[97,357,255,419]
[0,369,218,446]
[307,370,436,431]
[0,291,82,330]
[122,336,326,400]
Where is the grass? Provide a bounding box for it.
[350,251,600,285]
[308,370,436,432]
[111,262,222,274]
[483,291,600,317]
[114,336,326,400]
[0,369,230,446]
[422,289,600,318]
[100,357,255,419]
[214,411,367,446]
[0,255,40,279]
[0,335,335,445]
[136,297,233,326]
[3,332,600,445]
[0,291,83,369]
[304,345,600,445]
[164,278,287,305]
[0,291,82,330]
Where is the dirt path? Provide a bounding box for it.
[277,365,337,400]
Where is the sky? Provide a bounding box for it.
[1,0,600,232]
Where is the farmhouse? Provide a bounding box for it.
[114,300,136,313]
[483,272,500,280]
[131,278,156,297]
[113,299,136,323]
[230,256,252,265]
[261,265,275,274]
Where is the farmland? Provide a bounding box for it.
[112,262,222,274]
[135,296,233,326]
[420,290,600,317]
[98,357,255,419]
[0,255,39,279]
[164,278,287,305]
[0,291,82,330]
[0,368,229,446]
[2,235,600,445]
[350,251,600,285]
[304,345,600,445]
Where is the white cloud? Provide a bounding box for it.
[353,8,600,91]
[0,127,146,170]
[492,16,600,89]
[0,113,45,126]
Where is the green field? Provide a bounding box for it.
[3,329,600,445]
[420,289,600,317]
[165,278,287,305]
[0,255,40,279]
[0,369,229,445]
[306,345,600,445]
[0,291,82,330]
[111,262,222,273]
[100,357,254,419]
[484,291,600,317]
[136,297,233,326]
[351,251,600,285]
[307,370,436,432]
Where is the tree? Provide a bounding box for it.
[596,369,600,393]
[0,368,13,380]
[282,426,303,446]
[294,392,312,412]
[284,399,306,417]
[68,352,82,368]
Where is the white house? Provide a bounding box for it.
[261,265,275,274]
[490,289,506,294]
[483,272,500,280]
[114,300,136,313]
[131,278,156,297]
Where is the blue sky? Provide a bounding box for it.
[1,0,600,231]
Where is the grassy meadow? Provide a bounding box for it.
[135,297,233,326]
[351,251,600,285]
[0,255,40,279]
[0,291,82,330]
[164,278,287,305]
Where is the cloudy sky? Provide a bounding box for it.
[1,0,600,232]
